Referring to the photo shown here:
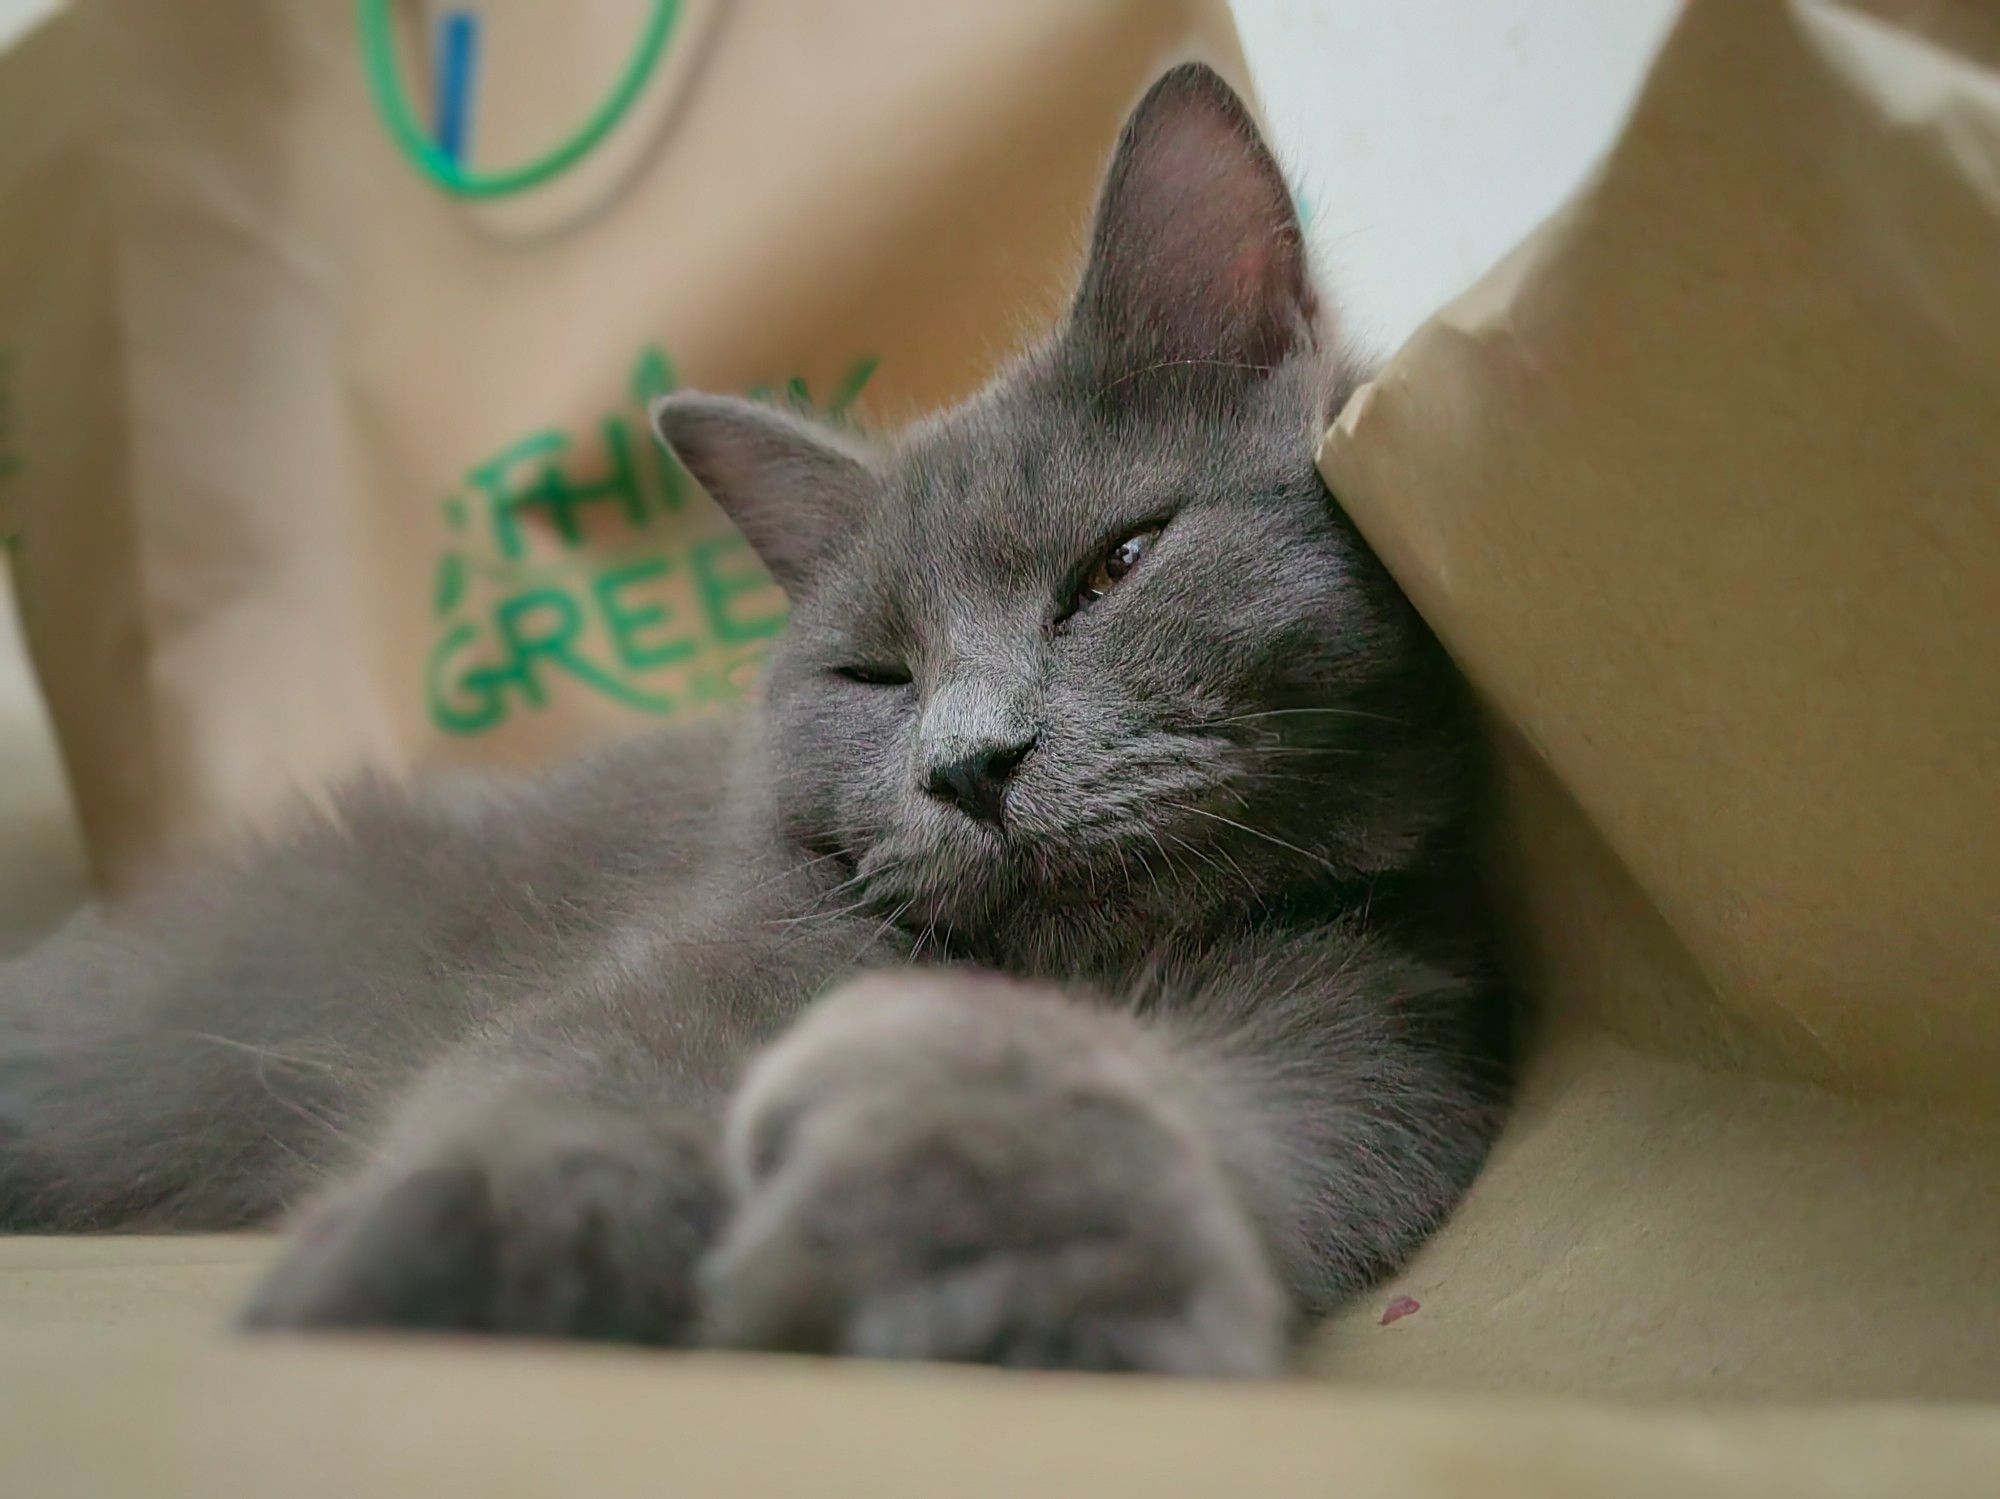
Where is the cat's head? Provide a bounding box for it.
[653,64,1466,969]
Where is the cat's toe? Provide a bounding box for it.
[702,1190,1284,1376]
[841,1268,1285,1376]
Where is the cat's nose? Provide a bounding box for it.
[924,735,1036,828]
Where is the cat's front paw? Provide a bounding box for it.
[701,972,1284,1376]
[241,1100,722,1344]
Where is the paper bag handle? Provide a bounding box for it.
[358,0,682,199]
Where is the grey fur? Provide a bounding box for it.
[0,65,1505,1375]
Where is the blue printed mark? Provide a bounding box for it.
[433,10,481,167]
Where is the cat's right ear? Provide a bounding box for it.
[649,394,876,592]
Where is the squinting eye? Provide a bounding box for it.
[834,663,912,687]
[1070,528,1159,616]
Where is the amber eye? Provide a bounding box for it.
[1071,528,1158,616]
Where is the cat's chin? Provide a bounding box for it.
[848,830,1181,970]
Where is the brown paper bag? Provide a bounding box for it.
[1312,0,2000,1404]
[0,0,1243,884]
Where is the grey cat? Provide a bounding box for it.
[0,65,1505,1376]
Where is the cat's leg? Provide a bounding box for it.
[0,772,616,1232]
[241,912,882,1344]
[0,905,395,1231]
[701,940,1504,1375]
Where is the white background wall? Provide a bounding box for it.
[1230,0,1677,358]
[0,0,48,41]
[0,1,1680,943]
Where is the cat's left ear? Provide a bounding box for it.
[649,393,876,592]
[1068,63,1316,385]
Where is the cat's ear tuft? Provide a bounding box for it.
[1069,63,1316,386]
[649,393,875,592]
